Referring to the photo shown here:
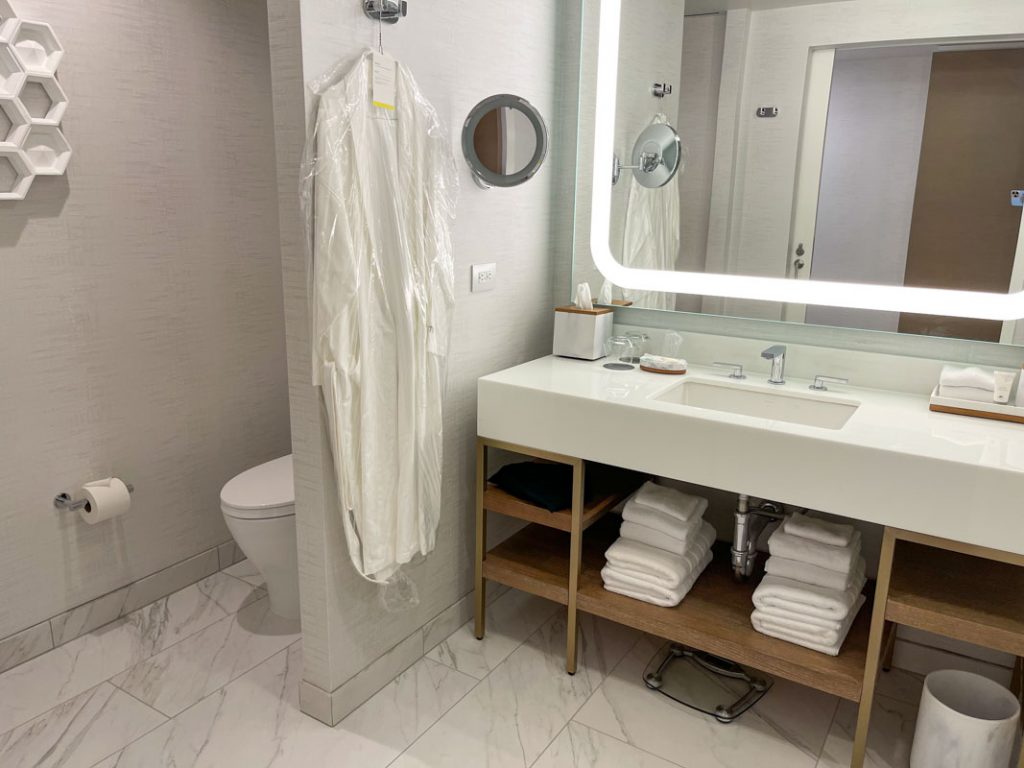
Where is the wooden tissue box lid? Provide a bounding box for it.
[554,305,614,316]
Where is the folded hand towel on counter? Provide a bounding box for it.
[782,512,855,548]
[629,482,707,524]
[938,365,996,402]
[639,353,687,372]
[752,572,866,621]
[602,548,713,607]
[764,555,866,592]
[619,518,703,555]
[768,527,861,575]
[751,595,866,656]
[604,522,716,588]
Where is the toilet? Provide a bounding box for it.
[220,455,300,619]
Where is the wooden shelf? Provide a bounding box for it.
[886,540,1024,657]
[483,519,870,702]
[483,465,645,533]
[482,484,630,532]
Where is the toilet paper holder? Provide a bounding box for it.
[54,483,134,512]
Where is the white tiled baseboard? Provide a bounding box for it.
[0,539,247,676]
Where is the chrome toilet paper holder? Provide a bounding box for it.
[54,482,134,512]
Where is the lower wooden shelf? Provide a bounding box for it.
[886,540,1024,657]
[483,518,870,702]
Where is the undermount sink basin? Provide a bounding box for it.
[653,379,859,430]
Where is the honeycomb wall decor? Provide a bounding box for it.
[0,0,69,200]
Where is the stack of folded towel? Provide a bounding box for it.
[751,512,866,656]
[938,365,996,402]
[601,482,715,607]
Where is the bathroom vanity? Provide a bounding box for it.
[475,357,1024,767]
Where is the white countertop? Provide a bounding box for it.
[478,356,1024,556]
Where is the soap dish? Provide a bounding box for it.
[929,386,1024,425]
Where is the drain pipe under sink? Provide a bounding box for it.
[732,494,787,581]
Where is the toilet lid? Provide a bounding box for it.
[221,455,295,514]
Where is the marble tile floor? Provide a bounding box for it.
[0,580,921,768]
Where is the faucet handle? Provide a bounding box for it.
[810,374,849,392]
[713,362,746,380]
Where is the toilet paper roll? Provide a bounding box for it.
[79,478,132,524]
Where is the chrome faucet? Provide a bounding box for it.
[761,345,787,385]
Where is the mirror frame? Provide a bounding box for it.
[462,94,548,189]
[589,0,1024,322]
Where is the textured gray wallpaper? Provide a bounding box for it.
[0,0,291,639]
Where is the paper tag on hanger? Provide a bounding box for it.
[372,51,397,111]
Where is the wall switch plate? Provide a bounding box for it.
[471,263,496,292]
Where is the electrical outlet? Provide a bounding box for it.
[471,263,496,293]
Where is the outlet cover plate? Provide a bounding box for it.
[471,262,496,293]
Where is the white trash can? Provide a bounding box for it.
[910,670,1020,768]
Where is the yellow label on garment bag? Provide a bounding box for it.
[371,51,397,111]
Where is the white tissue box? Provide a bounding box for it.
[553,305,614,360]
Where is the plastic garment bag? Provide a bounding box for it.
[301,51,457,605]
[607,114,681,310]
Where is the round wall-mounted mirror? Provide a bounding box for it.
[461,94,548,189]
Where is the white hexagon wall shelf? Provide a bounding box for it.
[18,73,65,125]
[0,38,24,96]
[0,3,71,199]
[22,124,68,175]
[0,93,28,146]
[0,146,33,199]
[2,19,62,76]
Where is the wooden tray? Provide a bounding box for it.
[929,386,1024,424]
[640,365,687,375]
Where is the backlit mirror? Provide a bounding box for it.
[462,94,548,189]
[572,0,1024,343]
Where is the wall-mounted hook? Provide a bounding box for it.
[652,83,673,98]
[363,0,407,24]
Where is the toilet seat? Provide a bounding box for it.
[220,455,295,520]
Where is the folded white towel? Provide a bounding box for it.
[937,385,997,403]
[604,522,716,588]
[940,365,996,392]
[751,595,865,656]
[768,527,861,575]
[764,555,866,593]
[639,353,687,372]
[602,548,713,607]
[622,500,707,540]
[629,481,707,524]
[782,512,854,548]
[752,572,866,621]
[619,518,704,556]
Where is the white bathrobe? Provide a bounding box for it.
[309,51,457,581]
[617,113,681,311]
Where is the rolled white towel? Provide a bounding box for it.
[623,501,706,540]
[629,481,707,524]
[782,512,855,548]
[752,572,866,621]
[768,527,861,575]
[938,365,996,402]
[765,555,866,593]
[751,595,865,656]
[619,518,705,556]
[604,522,716,588]
[602,548,713,607]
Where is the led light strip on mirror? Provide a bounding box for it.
[588,0,1024,321]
